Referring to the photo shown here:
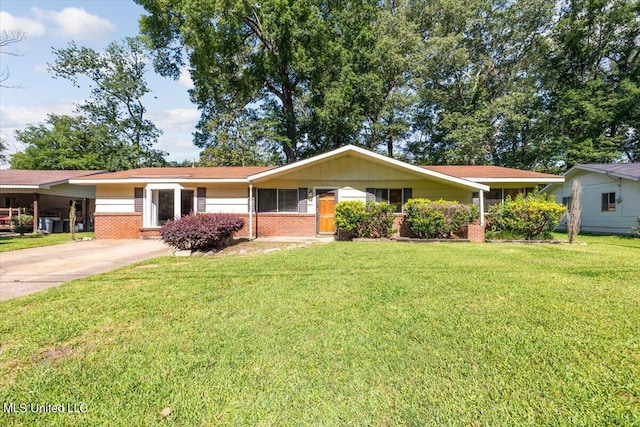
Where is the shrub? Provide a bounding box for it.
[334,201,396,238]
[404,199,479,239]
[11,214,33,236]
[486,193,566,240]
[631,216,640,238]
[159,213,244,251]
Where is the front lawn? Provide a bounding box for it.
[1,238,639,425]
[0,232,95,252]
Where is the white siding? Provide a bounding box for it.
[552,172,640,235]
[206,186,249,213]
[95,184,136,213]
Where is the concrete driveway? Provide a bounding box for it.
[0,239,169,301]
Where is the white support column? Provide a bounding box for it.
[174,188,181,219]
[248,184,253,240]
[479,190,485,226]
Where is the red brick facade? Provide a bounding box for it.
[233,213,317,238]
[94,211,486,242]
[466,224,486,242]
[94,212,142,239]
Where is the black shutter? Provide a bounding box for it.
[403,188,412,204]
[134,188,143,213]
[366,188,375,202]
[197,187,206,213]
[298,188,308,213]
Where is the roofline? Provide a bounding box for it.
[0,185,40,189]
[248,145,490,191]
[69,178,250,185]
[464,177,565,184]
[565,164,640,181]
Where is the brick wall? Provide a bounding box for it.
[94,212,142,239]
[466,224,486,242]
[255,213,316,237]
[216,213,317,238]
[392,214,412,237]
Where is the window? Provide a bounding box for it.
[148,188,195,226]
[371,188,408,213]
[258,189,298,213]
[601,192,616,212]
[562,196,572,210]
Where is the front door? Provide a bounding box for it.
[317,191,336,234]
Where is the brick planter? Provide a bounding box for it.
[465,224,486,243]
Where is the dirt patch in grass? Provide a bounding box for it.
[36,346,77,364]
[217,240,323,256]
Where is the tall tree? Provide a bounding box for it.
[10,114,158,171]
[49,37,166,167]
[137,0,420,162]
[0,30,24,88]
[408,0,556,169]
[138,0,318,163]
[0,136,8,164]
[546,0,640,166]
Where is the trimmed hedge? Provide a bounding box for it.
[334,201,396,239]
[159,213,244,251]
[404,199,479,239]
[486,193,566,240]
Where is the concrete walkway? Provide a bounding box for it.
[0,239,169,301]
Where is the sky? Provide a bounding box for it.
[0,0,201,166]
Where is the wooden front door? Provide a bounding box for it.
[317,191,336,234]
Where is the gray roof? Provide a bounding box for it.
[574,164,640,180]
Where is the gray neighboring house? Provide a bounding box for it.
[0,170,104,233]
[543,164,640,235]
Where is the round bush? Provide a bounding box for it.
[159,213,244,251]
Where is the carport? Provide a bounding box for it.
[0,170,104,233]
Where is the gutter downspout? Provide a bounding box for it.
[249,183,253,240]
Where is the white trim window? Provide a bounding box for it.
[257,189,298,213]
[144,184,196,227]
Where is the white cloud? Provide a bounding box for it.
[32,7,116,41]
[0,11,46,38]
[0,102,78,155]
[178,68,194,89]
[33,63,48,74]
[151,108,200,133]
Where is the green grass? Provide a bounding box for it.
[1,237,639,426]
[0,232,95,252]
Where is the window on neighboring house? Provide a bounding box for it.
[371,188,408,213]
[601,192,616,212]
[562,196,572,210]
[258,189,298,213]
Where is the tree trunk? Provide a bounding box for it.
[282,89,297,163]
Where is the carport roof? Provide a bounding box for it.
[0,170,105,188]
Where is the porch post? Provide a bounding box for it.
[174,188,181,219]
[32,193,39,234]
[479,190,485,226]
[248,184,253,240]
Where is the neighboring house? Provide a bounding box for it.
[70,145,563,240]
[543,163,640,235]
[0,170,104,233]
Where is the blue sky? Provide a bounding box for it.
[0,0,201,165]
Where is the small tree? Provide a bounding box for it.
[11,214,33,236]
[566,180,582,243]
[70,200,76,240]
